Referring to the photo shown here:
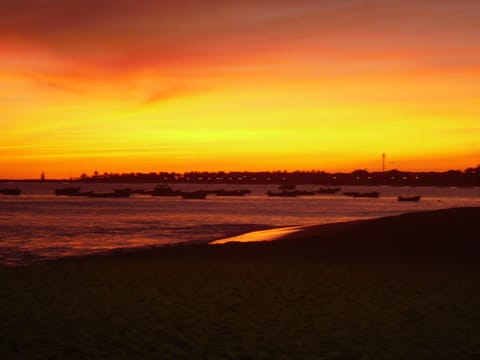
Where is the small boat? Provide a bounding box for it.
[179,191,207,199]
[267,191,298,197]
[318,187,341,194]
[344,191,380,198]
[398,195,421,202]
[88,189,131,198]
[353,191,380,198]
[205,189,224,195]
[214,189,251,196]
[88,193,131,198]
[150,185,180,197]
[295,190,316,196]
[0,188,21,196]
[68,191,94,197]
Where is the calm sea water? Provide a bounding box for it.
[0,182,478,265]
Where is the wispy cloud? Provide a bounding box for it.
[33,78,84,95]
[143,86,203,106]
[1,0,478,74]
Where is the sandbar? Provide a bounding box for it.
[1,207,479,359]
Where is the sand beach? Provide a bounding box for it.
[1,207,480,359]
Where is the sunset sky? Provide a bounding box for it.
[1,0,479,179]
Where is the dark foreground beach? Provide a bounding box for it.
[2,207,480,359]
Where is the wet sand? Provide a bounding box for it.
[1,207,480,359]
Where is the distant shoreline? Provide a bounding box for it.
[1,165,480,187]
[1,178,479,187]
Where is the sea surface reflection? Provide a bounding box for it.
[0,182,478,265]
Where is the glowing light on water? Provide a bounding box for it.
[211,226,303,245]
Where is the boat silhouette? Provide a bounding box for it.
[214,189,251,196]
[344,191,380,198]
[150,185,180,197]
[0,188,21,196]
[55,187,94,197]
[398,195,421,202]
[295,190,316,196]
[179,191,207,199]
[318,187,341,194]
[267,190,298,197]
[68,191,94,197]
[88,189,131,198]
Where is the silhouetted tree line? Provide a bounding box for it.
[74,165,480,187]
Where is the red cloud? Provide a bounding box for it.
[1,0,478,77]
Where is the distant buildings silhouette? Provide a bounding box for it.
[73,165,480,187]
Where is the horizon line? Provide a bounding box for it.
[1,165,479,182]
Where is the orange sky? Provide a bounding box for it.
[1,0,479,179]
